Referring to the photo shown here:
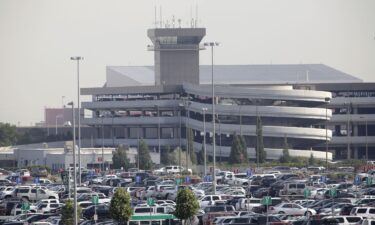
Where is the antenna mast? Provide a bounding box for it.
[160,6,162,28]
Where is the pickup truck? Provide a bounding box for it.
[227,173,250,186]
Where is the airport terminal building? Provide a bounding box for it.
[81,27,374,161]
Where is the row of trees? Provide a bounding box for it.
[0,122,73,147]
[111,116,314,168]
[62,186,199,225]
[227,116,267,164]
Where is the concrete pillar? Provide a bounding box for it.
[354,147,359,159]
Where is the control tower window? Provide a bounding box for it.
[157,36,177,44]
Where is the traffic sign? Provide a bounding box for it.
[303,189,311,198]
[246,169,252,177]
[21,202,30,211]
[367,177,373,186]
[203,175,212,182]
[261,196,272,205]
[320,176,327,183]
[147,198,155,206]
[135,176,141,184]
[92,196,99,205]
[175,178,182,185]
[16,177,21,184]
[185,176,191,184]
[329,188,337,198]
[354,176,361,185]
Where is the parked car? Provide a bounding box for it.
[268,203,316,216]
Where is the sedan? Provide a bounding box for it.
[269,203,316,216]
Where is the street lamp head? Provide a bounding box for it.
[70,56,83,60]
[67,101,74,106]
[204,42,219,47]
[63,121,72,127]
[202,107,208,111]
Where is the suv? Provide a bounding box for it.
[14,186,58,201]
[279,182,306,196]
[351,207,375,218]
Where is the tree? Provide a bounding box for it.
[229,134,242,164]
[239,135,248,163]
[174,188,200,225]
[160,146,170,165]
[187,128,197,165]
[168,147,178,165]
[256,116,267,163]
[112,144,130,170]
[309,153,315,166]
[279,135,291,163]
[138,139,153,170]
[161,146,178,165]
[110,187,133,225]
[61,199,81,225]
[0,123,18,146]
[197,145,205,165]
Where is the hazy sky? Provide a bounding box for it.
[0,0,374,126]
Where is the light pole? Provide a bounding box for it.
[204,41,219,194]
[255,101,259,168]
[186,105,190,171]
[360,116,369,161]
[365,119,368,161]
[202,107,208,176]
[137,126,140,170]
[55,114,63,136]
[218,116,222,164]
[178,103,184,171]
[154,105,161,154]
[67,101,78,225]
[100,115,105,173]
[239,105,243,136]
[346,102,352,159]
[70,56,83,186]
[325,97,330,170]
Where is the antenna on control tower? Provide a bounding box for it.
[159,6,162,28]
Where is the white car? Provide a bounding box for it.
[235,198,262,210]
[0,186,15,199]
[358,219,375,225]
[269,203,316,216]
[141,186,157,199]
[153,166,186,174]
[314,188,329,199]
[168,186,204,201]
[36,202,62,213]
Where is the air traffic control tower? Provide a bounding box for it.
[147,28,206,85]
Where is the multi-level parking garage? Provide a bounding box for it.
[81,82,333,160]
[306,83,375,160]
